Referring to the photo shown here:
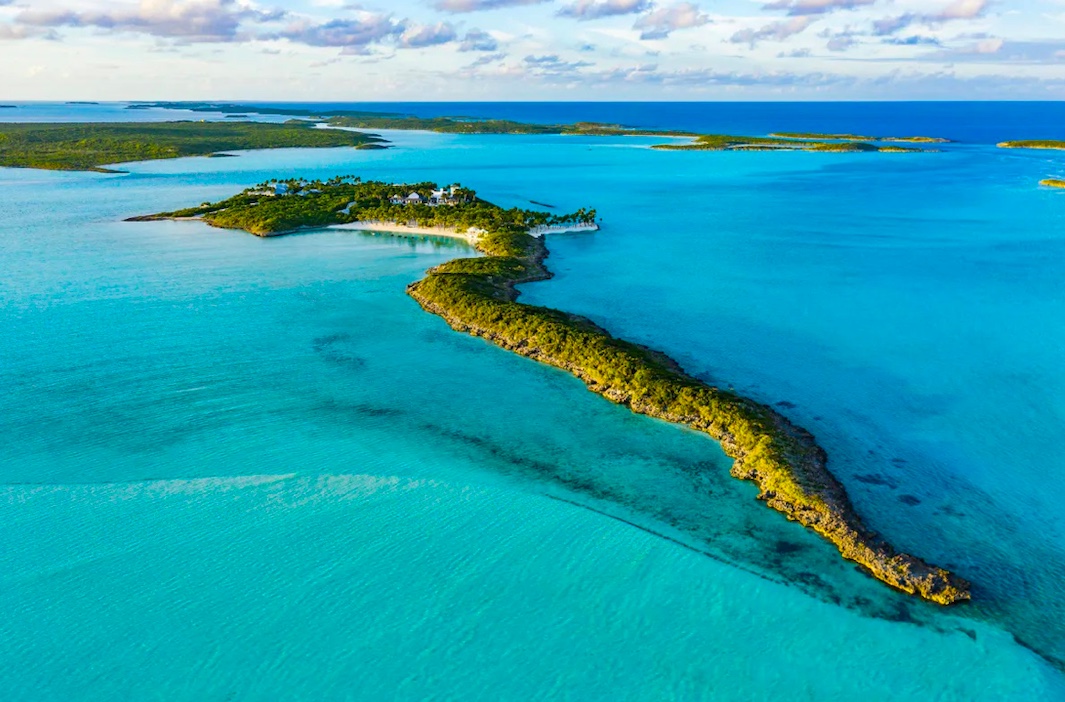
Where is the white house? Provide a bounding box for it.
[405,192,424,204]
[389,194,405,205]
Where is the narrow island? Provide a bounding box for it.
[0,121,387,172]
[132,176,971,606]
[1041,179,1065,189]
[770,132,949,143]
[653,134,924,153]
[998,140,1065,151]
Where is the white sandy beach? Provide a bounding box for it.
[332,220,599,241]
[330,221,482,242]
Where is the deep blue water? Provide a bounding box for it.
[7,101,1065,143]
[272,100,1065,143]
[2,103,1065,699]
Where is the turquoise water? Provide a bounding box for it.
[3,109,1065,699]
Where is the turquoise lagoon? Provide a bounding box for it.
[2,116,1065,699]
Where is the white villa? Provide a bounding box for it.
[248,182,290,197]
[389,186,466,207]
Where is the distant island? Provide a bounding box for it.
[0,121,387,172]
[998,140,1065,151]
[326,114,696,138]
[132,176,971,607]
[1041,179,1065,189]
[65,101,100,105]
[770,132,949,143]
[0,105,17,109]
[652,134,924,153]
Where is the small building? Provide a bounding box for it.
[405,192,424,205]
[389,194,405,205]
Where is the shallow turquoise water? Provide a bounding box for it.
[2,121,1065,698]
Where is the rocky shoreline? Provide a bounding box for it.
[408,230,972,606]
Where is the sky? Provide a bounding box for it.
[0,0,1063,100]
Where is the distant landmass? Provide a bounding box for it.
[0,121,387,172]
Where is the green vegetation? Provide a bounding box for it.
[653,133,921,153]
[327,115,696,137]
[131,177,596,237]
[0,121,388,172]
[998,140,1065,150]
[771,132,949,143]
[135,175,971,606]
[128,101,368,118]
[1040,178,1065,189]
[128,102,695,138]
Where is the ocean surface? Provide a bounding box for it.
[2,102,1065,700]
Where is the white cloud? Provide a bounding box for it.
[632,2,709,40]
[434,0,551,12]
[731,16,815,46]
[558,0,652,20]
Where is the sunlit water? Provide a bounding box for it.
[2,104,1065,700]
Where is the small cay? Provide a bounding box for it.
[135,176,972,606]
[999,140,1065,150]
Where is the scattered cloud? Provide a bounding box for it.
[731,16,815,46]
[399,21,457,48]
[464,50,507,68]
[819,26,860,52]
[521,53,596,77]
[883,35,942,46]
[874,0,989,36]
[459,28,498,51]
[434,0,551,12]
[763,0,874,16]
[557,0,653,20]
[632,2,709,40]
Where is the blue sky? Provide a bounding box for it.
[1,0,1063,99]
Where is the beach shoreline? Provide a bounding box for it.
[330,221,482,242]
[331,220,600,240]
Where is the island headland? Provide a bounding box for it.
[133,177,971,606]
[0,121,387,172]
[1041,179,1065,189]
